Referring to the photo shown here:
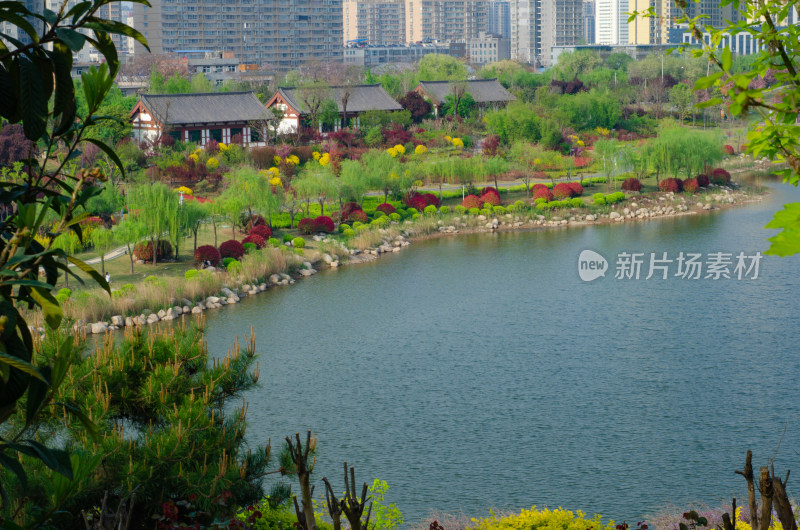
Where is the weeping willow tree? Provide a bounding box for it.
[221,167,283,231]
[51,232,82,288]
[127,182,179,265]
[293,166,339,217]
[361,150,404,202]
[338,159,371,205]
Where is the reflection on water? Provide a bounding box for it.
[202,182,800,523]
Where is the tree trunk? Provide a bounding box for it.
[212,217,218,247]
[128,244,134,274]
[151,237,158,266]
[100,255,105,276]
[193,227,198,252]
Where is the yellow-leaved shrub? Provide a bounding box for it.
[468,507,615,530]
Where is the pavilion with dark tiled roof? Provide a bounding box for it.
[414,78,516,115]
[130,91,271,146]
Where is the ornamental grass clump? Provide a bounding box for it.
[219,239,245,260]
[194,245,221,266]
[621,178,642,192]
[313,215,335,233]
[553,182,575,199]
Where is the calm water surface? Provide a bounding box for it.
[203,182,800,524]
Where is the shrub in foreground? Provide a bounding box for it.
[621,177,642,192]
[313,215,335,233]
[683,177,699,193]
[242,234,266,249]
[194,244,221,266]
[292,237,306,248]
[348,210,369,224]
[480,190,502,206]
[659,178,683,193]
[404,194,428,211]
[567,182,584,196]
[297,217,315,235]
[469,506,616,530]
[553,183,575,199]
[249,224,272,239]
[710,168,731,185]
[533,187,554,202]
[696,174,710,187]
[462,194,482,209]
[376,203,396,215]
[219,239,245,260]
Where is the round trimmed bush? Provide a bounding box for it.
[352,221,364,229]
[268,237,280,247]
[339,202,362,222]
[606,192,626,204]
[249,225,272,239]
[658,178,683,193]
[454,205,466,215]
[282,234,294,243]
[412,213,420,219]
[222,257,236,268]
[480,186,498,196]
[292,237,306,248]
[298,217,315,234]
[514,200,526,209]
[348,210,369,224]
[406,208,418,215]
[421,192,439,207]
[462,194,482,209]
[313,215,335,233]
[468,207,480,215]
[219,239,245,260]
[339,223,351,233]
[533,187,554,202]
[710,168,731,185]
[480,208,492,216]
[396,208,407,218]
[424,204,437,215]
[243,242,256,253]
[376,203,396,215]
[534,197,547,205]
[570,198,584,208]
[696,174,710,187]
[531,183,549,194]
[342,228,355,237]
[493,205,506,214]
[683,177,699,193]
[185,269,199,280]
[134,239,173,262]
[593,193,606,206]
[621,177,642,192]
[226,259,241,273]
[389,212,402,221]
[723,144,735,155]
[440,206,449,214]
[553,182,575,199]
[373,210,386,218]
[404,194,428,211]
[244,215,266,232]
[480,190,501,206]
[194,244,221,266]
[567,182,584,196]
[242,234,266,249]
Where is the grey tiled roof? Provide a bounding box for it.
[417,79,516,105]
[277,84,402,114]
[138,91,269,125]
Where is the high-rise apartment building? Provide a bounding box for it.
[343,0,405,44]
[133,0,343,69]
[595,0,628,44]
[583,0,595,43]
[487,1,511,39]
[404,0,488,43]
[627,0,670,44]
[511,0,582,67]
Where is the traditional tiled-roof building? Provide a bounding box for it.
[266,84,402,133]
[130,91,271,146]
[414,78,516,115]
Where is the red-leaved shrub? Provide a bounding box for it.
[480,191,501,206]
[242,234,266,249]
[480,186,498,196]
[534,187,554,202]
[134,240,173,262]
[567,182,584,196]
[710,168,731,185]
[723,144,735,155]
[659,178,683,193]
[683,178,699,193]
[462,194,482,209]
[696,174,710,187]
[339,202,362,222]
[405,195,428,211]
[553,182,575,199]
[298,218,315,234]
[621,178,642,192]
[531,183,549,194]
[376,203,396,215]
[219,239,245,259]
[194,245,221,266]
[249,225,272,239]
[313,215,335,233]
[245,215,266,232]
[348,210,369,223]
[421,192,440,207]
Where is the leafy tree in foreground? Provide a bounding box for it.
[0,0,148,517]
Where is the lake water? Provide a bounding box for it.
[204,181,800,525]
